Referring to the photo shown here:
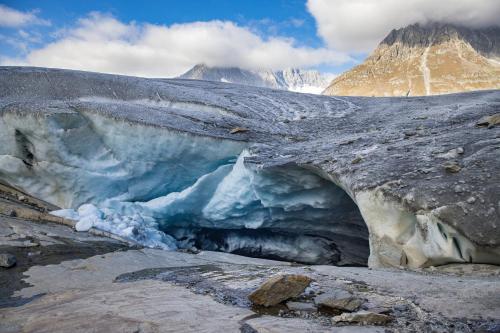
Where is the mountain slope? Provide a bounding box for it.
[179,64,330,94]
[323,23,500,97]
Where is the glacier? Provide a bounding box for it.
[1,67,499,268]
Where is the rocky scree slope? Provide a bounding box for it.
[323,23,500,97]
[0,66,499,269]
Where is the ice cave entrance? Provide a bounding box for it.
[54,151,370,266]
[147,152,370,266]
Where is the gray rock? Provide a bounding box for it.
[467,197,477,204]
[0,253,17,268]
[477,113,500,129]
[286,301,317,312]
[314,290,364,312]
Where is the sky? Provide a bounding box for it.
[0,0,498,78]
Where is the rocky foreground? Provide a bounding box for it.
[1,212,500,332]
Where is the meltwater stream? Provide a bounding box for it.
[52,151,369,265]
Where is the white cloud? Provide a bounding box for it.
[0,5,50,28]
[307,0,500,52]
[3,12,351,78]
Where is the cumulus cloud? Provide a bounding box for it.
[307,0,500,52]
[2,12,351,78]
[0,4,50,27]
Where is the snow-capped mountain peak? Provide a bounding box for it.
[179,64,330,94]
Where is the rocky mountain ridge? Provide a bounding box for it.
[323,23,500,97]
[179,64,330,94]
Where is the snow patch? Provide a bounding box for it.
[421,44,433,96]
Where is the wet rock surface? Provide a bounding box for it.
[0,213,499,332]
[0,205,129,307]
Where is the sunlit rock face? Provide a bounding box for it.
[323,23,500,97]
[0,67,499,268]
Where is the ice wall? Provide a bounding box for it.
[356,189,500,268]
[0,110,245,207]
[52,150,369,265]
[0,108,368,264]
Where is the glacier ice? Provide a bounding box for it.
[52,150,369,264]
[168,227,343,264]
[52,203,178,250]
[0,110,246,208]
[2,67,500,268]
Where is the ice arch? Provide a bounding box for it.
[56,151,369,265]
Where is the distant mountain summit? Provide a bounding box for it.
[323,23,500,97]
[179,64,330,94]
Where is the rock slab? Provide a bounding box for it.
[286,301,317,312]
[315,289,364,312]
[248,274,312,307]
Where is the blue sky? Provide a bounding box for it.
[3,0,320,45]
[1,0,362,76]
[1,0,496,77]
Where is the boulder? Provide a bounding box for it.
[0,253,17,268]
[248,274,312,307]
[477,113,500,128]
[443,161,462,173]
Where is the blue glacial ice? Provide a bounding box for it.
[51,149,368,264]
